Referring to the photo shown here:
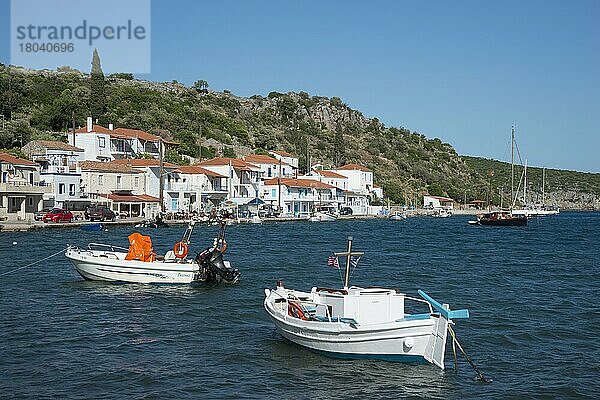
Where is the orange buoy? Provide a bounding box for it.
[173,241,189,259]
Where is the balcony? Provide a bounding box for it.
[0,181,53,194]
[41,165,77,174]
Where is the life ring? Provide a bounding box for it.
[288,301,308,320]
[173,241,189,259]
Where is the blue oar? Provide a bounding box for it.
[418,290,469,320]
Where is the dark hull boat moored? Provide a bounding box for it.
[476,211,527,226]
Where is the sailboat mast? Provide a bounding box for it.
[524,159,527,206]
[542,167,546,205]
[511,126,515,208]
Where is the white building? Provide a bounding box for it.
[23,140,84,208]
[197,158,262,205]
[69,117,176,161]
[333,164,374,195]
[0,152,51,220]
[113,158,177,203]
[269,150,299,176]
[300,170,349,191]
[242,154,294,179]
[78,160,158,217]
[423,195,454,210]
[262,177,338,217]
[332,164,384,215]
[167,165,228,212]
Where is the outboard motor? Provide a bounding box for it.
[195,248,240,284]
[194,223,240,284]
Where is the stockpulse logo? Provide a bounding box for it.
[11,0,151,73]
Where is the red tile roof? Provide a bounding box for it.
[315,170,346,179]
[74,125,177,144]
[100,193,159,202]
[174,165,227,178]
[113,159,177,168]
[243,154,289,166]
[79,161,143,174]
[425,195,454,202]
[0,152,37,166]
[113,128,178,145]
[336,164,371,172]
[270,150,295,157]
[197,158,259,170]
[28,140,83,152]
[74,124,113,134]
[264,178,335,189]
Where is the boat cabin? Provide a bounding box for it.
[310,287,405,324]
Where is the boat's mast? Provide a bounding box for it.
[542,167,546,205]
[335,236,364,289]
[524,159,527,206]
[343,237,353,289]
[511,126,515,209]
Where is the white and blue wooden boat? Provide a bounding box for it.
[264,237,469,369]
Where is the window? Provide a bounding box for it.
[29,172,34,185]
[271,189,276,197]
[116,176,122,189]
[28,197,33,206]
[69,184,75,196]
[59,183,65,194]
[268,167,272,178]
[134,176,139,187]
[98,175,104,185]
[98,137,106,148]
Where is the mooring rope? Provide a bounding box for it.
[0,247,68,278]
[448,324,491,383]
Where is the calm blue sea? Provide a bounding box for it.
[1,213,599,399]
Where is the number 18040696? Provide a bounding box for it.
[19,43,74,52]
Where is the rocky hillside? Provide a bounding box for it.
[463,156,600,210]
[1,64,598,209]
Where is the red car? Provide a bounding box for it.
[42,208,74,223]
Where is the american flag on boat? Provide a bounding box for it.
[327,255,340,269]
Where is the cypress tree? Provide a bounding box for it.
[90,49,106,121]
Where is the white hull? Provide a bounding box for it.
[65,248,199,284]
[512,208,560,217]
[264,286,451,368]
[309,212,337,222]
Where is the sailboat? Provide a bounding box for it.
[512,167,560,217]
[474,126,528,226]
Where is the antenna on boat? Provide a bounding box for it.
[335,236,364,289]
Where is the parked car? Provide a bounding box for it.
[34,207,52,221]
[339,207,353,216]
[258,205,282,218]
[85,206,116,222]
[43,208,74,223]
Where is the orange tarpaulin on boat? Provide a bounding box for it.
[125,232,156,262]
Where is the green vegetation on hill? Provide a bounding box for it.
[1,62,597,209]
[463,156,600,208]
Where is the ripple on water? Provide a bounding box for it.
[0,213,599,399]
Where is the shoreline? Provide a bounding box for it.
[1,209,595,233]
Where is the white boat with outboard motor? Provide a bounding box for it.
[264,237,471,369]
[65,221,240,284]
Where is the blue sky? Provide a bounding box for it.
[1,0,598,172]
